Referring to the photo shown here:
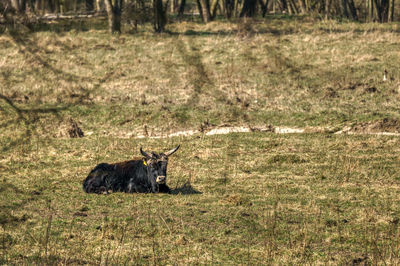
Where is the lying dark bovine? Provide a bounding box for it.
[83,145,180,194]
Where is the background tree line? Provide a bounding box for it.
[1,0,398,33]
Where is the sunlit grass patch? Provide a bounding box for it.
[2,18,400,140]
[1,132,400,264]
[1,17,400,264]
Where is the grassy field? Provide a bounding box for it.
[1,16,400,264]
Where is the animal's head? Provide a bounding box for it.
[140,145,180,185]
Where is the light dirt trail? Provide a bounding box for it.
[132,125,400,139]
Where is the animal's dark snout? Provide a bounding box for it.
[156,176,166,184]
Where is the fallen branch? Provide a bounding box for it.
[37,11,107,21]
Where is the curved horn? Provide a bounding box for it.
[140,147,152,158]
[164,145,180,156]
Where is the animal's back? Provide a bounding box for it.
[83,163,111,193]
[82,160,144,193]
[90,163,115,173]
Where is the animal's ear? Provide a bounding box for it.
[140,147,152,159]
[164,145,180,157]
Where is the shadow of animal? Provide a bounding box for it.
[170,181,202,195]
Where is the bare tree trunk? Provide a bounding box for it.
[104,0,114,32]
[96,0,104,12]
[369,0,374,21]
[372,0,381,21]
[86,0,94,11]
[116,0,122,28]
[34,0,41,13]
[341,0,349,18]
[299,0,307,13]
[388,0,395,21]
[347,0,358,20]
[240,0,256,17]
[10,0,21,12]
[198,0,211,22]
[73,0,78,12]
[287,0,293,14]
[375,0,392,22]
[48,0,54,12]
[41,0,48,14]
[367,0,374,21]
[234,0,240,17]
[196,0,204,20]
[27,0,34,12]
[380,0,390,22]
[172,0,179,12]
[21,0,27,12]
[225,0,235,18]
[53,0,60,13]
[105,0,121,33]
[154,0,167,32]
[325,0,331,19]
[178,0,186,16]
[259,0,269,16]
[288,0,298,14]
[210,0,219,19]
[279,0,288,13]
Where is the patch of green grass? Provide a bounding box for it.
[1,133,400,264]
[2,18,400,139]
[1,17,400,264]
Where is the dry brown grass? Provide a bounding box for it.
[2,18,400,142]
[1,133,400,264]
[1,17,400,264]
